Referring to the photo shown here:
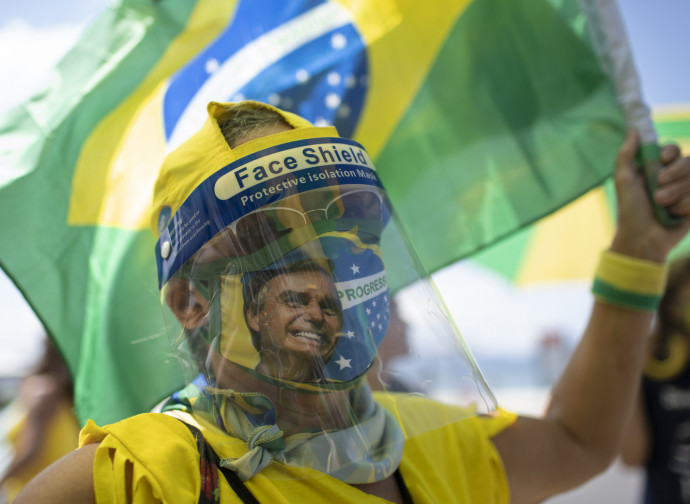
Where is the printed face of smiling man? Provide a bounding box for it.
[246,268,343,381]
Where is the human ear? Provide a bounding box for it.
[165,277,210,329]
[245,307,261,333]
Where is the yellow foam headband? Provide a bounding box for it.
[151,100,338,237]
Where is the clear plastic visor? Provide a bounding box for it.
[159,154,496,484]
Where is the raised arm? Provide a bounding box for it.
[492,131,690,504]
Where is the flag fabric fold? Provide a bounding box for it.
[0,0,642,424]
[471,107,690,286]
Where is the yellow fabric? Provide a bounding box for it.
[150,100,338,235]
[595,250,668,295]
[68,0,239,230]
[2,401,80,501]
[80,399,516,503]
[375,394,516,503]
[645,333,689,381]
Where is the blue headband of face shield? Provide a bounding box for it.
[155,137,387,287]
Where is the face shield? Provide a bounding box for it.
[153,101,496,484]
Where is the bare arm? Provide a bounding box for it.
[494,303,653,502]
[493,132,690,503]
[12,444,97,504]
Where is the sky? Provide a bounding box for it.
[616,0,690,106]
[0,0,688,375]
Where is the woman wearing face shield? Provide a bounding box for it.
[13,101,690,504]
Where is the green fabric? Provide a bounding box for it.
[656,118,690,140]
[591,278,662,311]
[0,0,638,425]
[378,0,625,290]
[0,1,197,424]
[472,114,690,282]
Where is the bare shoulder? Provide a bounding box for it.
[13,443,98,504]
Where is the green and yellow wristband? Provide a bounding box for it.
[591,250,668,311]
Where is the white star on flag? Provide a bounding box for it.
[335,355,352,370]
[366,308,371,315]
[345,330,355,339]
[350,264,360,275]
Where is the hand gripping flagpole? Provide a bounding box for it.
[579,0,683,227]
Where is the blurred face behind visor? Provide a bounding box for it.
[155,101,391,391]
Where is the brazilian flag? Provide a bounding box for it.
[0,0,637,424]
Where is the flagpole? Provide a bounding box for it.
[579,0,682,227]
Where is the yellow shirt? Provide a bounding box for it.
[79,395,516,503]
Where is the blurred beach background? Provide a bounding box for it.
[1,1,688,501]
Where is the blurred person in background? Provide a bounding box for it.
[622,257,690,503]
[0,338,79,502]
